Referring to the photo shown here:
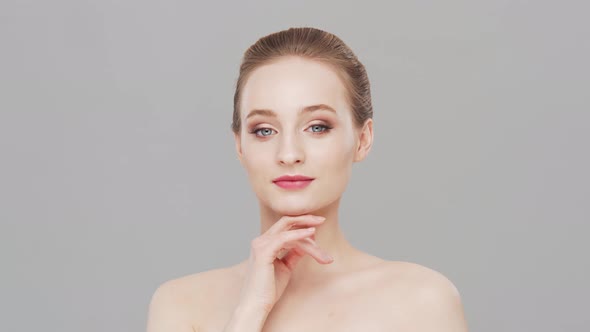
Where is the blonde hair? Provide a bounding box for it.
[231,27,373,134]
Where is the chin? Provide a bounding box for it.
[271,202,314,216]
[256,182,345,216]
[268,196,333,216]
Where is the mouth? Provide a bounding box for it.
[273,174,314,181]
[272,175,315,190]
[273,179,314,189]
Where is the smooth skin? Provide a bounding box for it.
[237,215,333,313]
[146,56,469,332]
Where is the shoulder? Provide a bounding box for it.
[146,264,241,332]
[379,260,469,331]
[381,260,461,297]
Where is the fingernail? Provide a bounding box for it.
[315,216,326,221]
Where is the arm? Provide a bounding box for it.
[222,302,271,332]
[146,281,195,332]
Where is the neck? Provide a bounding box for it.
[258,197,358,289]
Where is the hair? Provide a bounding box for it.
[231,27,373,134]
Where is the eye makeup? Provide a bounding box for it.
[248,121,334,138]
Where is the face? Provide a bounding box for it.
[234,56,372,216]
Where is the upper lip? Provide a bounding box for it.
[273,174,315,182]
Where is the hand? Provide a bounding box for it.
[236,214,334,313]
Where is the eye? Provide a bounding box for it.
[307,124,332,134]
[250,127,276,137]
[249,123,333,138]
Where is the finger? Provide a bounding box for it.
[276,248,289,260]
[279,246,306,270]
[259,227,317,264]
[266,215,326,236]
[294,237,334,264]
[278,238,333,267]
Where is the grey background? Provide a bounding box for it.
[1,1,588,331]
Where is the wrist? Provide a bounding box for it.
[223,302,271,332]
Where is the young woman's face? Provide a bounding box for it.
[235,56,371,216]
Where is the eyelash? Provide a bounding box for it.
[249,124,333,138]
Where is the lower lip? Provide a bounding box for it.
[273,179,314,189]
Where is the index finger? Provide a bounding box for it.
[265,215,326,236]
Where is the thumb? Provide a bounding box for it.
[280,246,306,271]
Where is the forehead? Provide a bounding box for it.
[240,56,349,118]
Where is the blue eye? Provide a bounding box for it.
[251,127,276,137]
[250,124,333,138]
[308,124,331,133]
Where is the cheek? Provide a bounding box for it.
[242,143,273,178]
[311,136,355,169]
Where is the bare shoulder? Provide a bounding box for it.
[381,260,461,295]
[378,260,469,331]
[146,264,242,332]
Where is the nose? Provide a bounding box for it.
[276,131,304,166]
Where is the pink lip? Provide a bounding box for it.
[273,174,315,190]
[274,179,314,189]
[273,175,314,182]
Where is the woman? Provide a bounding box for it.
[147,27,468,332]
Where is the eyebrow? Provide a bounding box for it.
[245,104,337,120]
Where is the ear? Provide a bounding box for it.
[234,131,244,165]
[353,118,373,162]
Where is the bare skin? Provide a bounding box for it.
[146,250,468,332]
[146,56,468,331]
[146,198,468,332]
